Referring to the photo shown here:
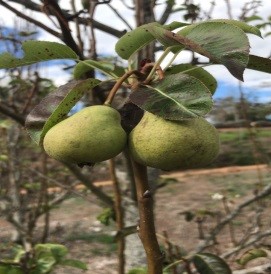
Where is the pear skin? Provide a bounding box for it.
[129,112,219,171]
[43,105,127,164]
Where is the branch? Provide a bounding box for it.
[64,162,114,207]
[3,0,126,38]
[222,229,271,259]
[132,160,163,274]
[158,0,175,25]
[0,0,61,39]
[196,183,271,253]
[0,103,25,126]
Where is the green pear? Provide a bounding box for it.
[43,105,127,164]
[129,112,219,171]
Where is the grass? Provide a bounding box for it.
[219,128,271,143]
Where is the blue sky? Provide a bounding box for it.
[0,0,271,103]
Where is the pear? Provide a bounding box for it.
[43,105,127,165]
[129,112,219,171]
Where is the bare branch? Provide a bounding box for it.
[2,0,126,38]
[158,0,175,25]
[196,182,271,253]
[0,0,61,39]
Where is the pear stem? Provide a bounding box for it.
[131,160,163,274]
[104,70,139,106]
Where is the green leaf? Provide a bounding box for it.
[165,64,217,94]
[247,55,271,74]
[237,248,267,266]
[60,259,88,270]
[30,255,56,274]
[178,19,261,38]
[151,22,250,81]
[74,60,125,79]
[0,265,23,274]
[129,73,213,120]
[25,78,100,145]
[193,253,232,274]
[244,15,263,23]
[115,21,188,60]
[0,41,78,69]
[35,243,68,259]
[204,19,262,37]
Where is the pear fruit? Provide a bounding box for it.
[43,105,127,165]
[129,112,219,171]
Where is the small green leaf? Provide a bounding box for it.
[237,248,267,266]
[193,253,232,274]
[115,22,187,60]
[30,255,56,274]
[60,259,88,270]
[244,15,263,22]
[247,55,271,74]
[0,41,78,69]
[25,78,100,145]
[165,64,217,94]
[97,208,115,226]
[74,60,125,79]
[129,73,213,120]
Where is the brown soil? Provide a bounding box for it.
[1,164,270,273]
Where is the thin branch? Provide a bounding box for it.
[0,0,61,39]
[108,3,133,30]
[64,162,114,207]
[196,183,271,253]
[222,229,271,259]
[158,0,175,25]
[109,158,125,274]
[3,0,126,38]
[0,103,25,126]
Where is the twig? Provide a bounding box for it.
[222,229,271,259]
[108,3,133,30]
[0,0,61,39]
[109,159,125,274]
[196,183,271,253]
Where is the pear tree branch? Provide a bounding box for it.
[132,160,164,274]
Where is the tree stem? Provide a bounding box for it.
[109,159,125,274]
[132,160,163,274]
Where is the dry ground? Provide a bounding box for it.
[0,164,271,273]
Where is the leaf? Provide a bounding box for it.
[0,265,23,274]
[151,22,250,81]
[0,41,78,69]
[244,15,263,22]
[25,78,100,145]
[193,253,232,274]
[237,248,267,266]
[73,60,125,79]
[129,73,213,120]
[202,19,262,37]
[31,255,56,274]
[60,259,88,270]
[165,64,217,94]
[115,21,187,60]
[247,55,271,74]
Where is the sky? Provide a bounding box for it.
[0,0,271,103]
